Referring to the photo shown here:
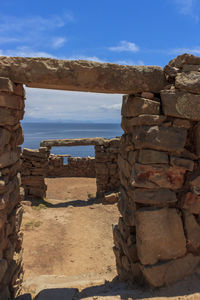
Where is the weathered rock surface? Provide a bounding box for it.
[130,163,185,189]
[161,88,200,121]
[130,188,177,205]
[138,149,168,164]
[0,56,166,93]
[132,126,187,151]
[183,211,200,251]
[141,253,200,287]
[121,95,160,117]
[168,53,200,68]
[176,72,200,94]
[121,115,166,132]
[136,208,186,266]
[183,192,200,214]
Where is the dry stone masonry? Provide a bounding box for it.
[113,54,200,287]
[1,54,200,298]
[95,138,120,199]
[21,148,50,199]
[0,78,25,299]
[47,155,96,178]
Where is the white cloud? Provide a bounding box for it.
[171,46,200,55]
[109,41,139,53]
[0,37,19,44]
[63,55,104,62]
[52,37,67,49]
[23,88,123,122]
[115,59,144,65]
[0,46,54,58]
[173,0,199,21]
[0,13,74,50]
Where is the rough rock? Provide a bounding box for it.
[130,163,185,189]
[170,156,194,171]
[176,71,200,94]
[183,211,200,251]
[130,188,177,205]
[121,95,160,117]
[132,126,187,151]
[136,208,186,266]
[138,149,168,164]
[168,53,200,68]
[121,115,166,132]
[141,91,154,99]
[141,253,200,287]
[0,93,24,110]
[103,192,119,204]
[161,88,200,121]
[0,56,166,93]
[194,122,200,157]
[183,192,200,214]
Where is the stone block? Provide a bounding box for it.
[103,192,118,204]
[0,77,15,93]
[118,155,131,179]
[140,253,200,287]
[141,91,154,99]
[183,211,200,252]
[130,163,185,190]
[130,188,177,205]
[0,108,24,126]
[132,126,187,152]
[121,115,166,132]
[138,149,168,164]
[173,118,191,129]
[176,71,200,94]
[170,156,194,171]
[0,93,24,110]
[0,259,8,282]
[136,208,186,265]
[121,95,160,117]
[194,122,200,157]
[161,88,200,121]
[183,192,200,214]
[0,128,11,148]
[182,64,200,72]
[168,53,200,68]
[0,148,21,169]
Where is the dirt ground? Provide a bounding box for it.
[22,178,120,294]
[21,177,200,299]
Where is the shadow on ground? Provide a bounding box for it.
[24,196,99,208]
[17,274,200,300]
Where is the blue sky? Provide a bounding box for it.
[1,0,200,122]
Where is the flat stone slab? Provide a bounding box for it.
[161,88,200,121]
[136,208,186,265]
[0,56,166,94]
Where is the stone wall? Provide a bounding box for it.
[21,148,50,199]
[0,78,25,299]
[95,138,120,198]
[47,155,96,178]
[113,54,200,287]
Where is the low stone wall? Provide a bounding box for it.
[47,155,96,178]
[95,138,120,198]
[0,78,25,299]
[21,148,50,199]
[113,54,200,287]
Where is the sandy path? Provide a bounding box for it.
[22,178,119,282]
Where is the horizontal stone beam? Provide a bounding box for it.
[40,137,118,147]
[0,56,166,94]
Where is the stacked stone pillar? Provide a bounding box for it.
[95,138,120,198]
[21,147,50,199]
[113,54,200,287]
[0,78,25,298]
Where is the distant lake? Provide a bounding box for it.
[22,122,123,158]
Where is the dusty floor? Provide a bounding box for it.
[22,178,119,295]
[21,177,200,299]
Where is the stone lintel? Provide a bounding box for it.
[0,56,166,94]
